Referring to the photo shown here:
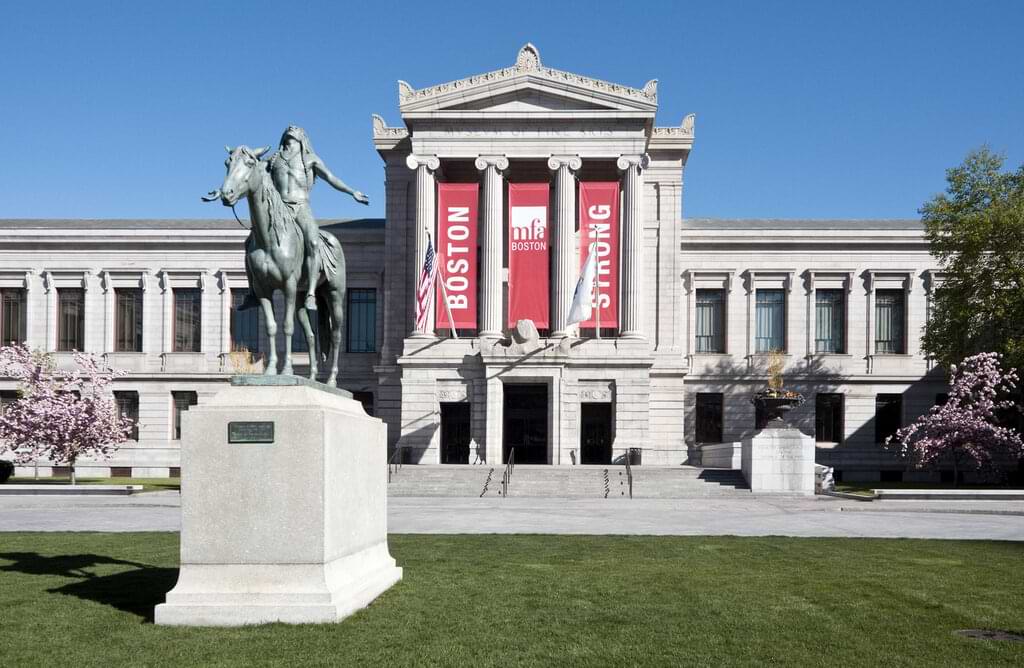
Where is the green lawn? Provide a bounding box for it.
[0,534,1022,667]
[8,477,181,492]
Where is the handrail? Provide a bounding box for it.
[501,447,515,497]
[387,446,405,483]
[623,448,633,499]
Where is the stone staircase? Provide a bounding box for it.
[386,464,750,498]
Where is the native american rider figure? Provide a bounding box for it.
[238,125,369,311]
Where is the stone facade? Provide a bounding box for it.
[0,44,947,482]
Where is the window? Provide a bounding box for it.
[755,402,768,431]
[230,292,262,354]
[755,289,785,352]
[815,393,844,443]
[0,390,19,415]
[114,391,139,441]
[695,289,725,353]
[695,393,723,444]
[171,391,198,440]
[352,390,375,416]
[875,394,902,444]
[815,289,845,353]
[292,326,309,353]
[57,288,85,351]
[115,289,143,352]
[875,289,905,354]
[1,288,26,345]
[173,289,201,352]
[347,288,377,353]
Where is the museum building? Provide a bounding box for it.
[0,44,947,482]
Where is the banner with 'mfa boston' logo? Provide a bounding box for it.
[507,183,550,328]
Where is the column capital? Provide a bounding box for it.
[405,154,440,171]
[616,153,650,173]
[474,155,509,172]
[547,155,582,172]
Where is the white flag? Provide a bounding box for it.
[567,243,598,326]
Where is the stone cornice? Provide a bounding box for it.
[398,43,658,110]
[371,114,408,140]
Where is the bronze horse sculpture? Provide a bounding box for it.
[212,145,347,386]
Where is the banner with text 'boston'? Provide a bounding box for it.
[436,183,478,330]
[579,182,620,329]
[508,183,550,328]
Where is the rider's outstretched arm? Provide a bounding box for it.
[313,157,368,204]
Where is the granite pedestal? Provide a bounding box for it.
[154,376,402,626]
[740,424,815,495]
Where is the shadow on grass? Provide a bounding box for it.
[0,552,177,623]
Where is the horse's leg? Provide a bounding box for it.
[259,296,278,375]
[296,306,317,381]
[325,287,344,387]
[281,279,297,376]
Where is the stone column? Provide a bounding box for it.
[405,154,440,338]
[475,155,509,338]
[547,155,581,337]
[43,271,55,351]
[617,154,649,339]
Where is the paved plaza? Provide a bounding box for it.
[1,492,1022,540]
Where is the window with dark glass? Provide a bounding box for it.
[815,289,845,353]
[292,326,310,353]
[875,394,902,444]
[815,393,844,443]
[755,402,768,431]
[114,391,139,441]
[346,288,377,353]
[115,288,143,352]
[230,291,262,353]
[875,289,905,354]
[0,390,19,415]
[695,289,725,353]
[1,288,26,346]
[352,391,375,416]
[171,391,198,440]
[695,393,723,444]
[755,289,785,352]
[173,289,201,352]
[57,288,85,351]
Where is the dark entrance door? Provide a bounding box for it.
[440,403,471,464]
[580,403,613,464]
[503,384,548,464]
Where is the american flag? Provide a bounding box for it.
[415,237,437,332]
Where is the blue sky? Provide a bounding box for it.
[2,1,1021,221]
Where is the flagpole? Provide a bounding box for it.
[427,227,458,339]
[595,249,601,340]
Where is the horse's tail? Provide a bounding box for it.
[316,287,332,363]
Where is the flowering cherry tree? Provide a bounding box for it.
[0,344,132,484]
[885,352,1024,484]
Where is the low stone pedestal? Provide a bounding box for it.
[740,425,815,495]
[155,376,402,626]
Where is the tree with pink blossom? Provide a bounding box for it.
[0,344,132,484]
[885,352,1024,485]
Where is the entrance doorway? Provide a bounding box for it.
[440,403,471,464]
[580,403,613,464]
[503,384,548,464]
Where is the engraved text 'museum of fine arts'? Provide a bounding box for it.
[0,45,947,484]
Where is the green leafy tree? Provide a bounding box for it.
[921,148,1024,371]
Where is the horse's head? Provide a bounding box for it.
[219,145,269,206]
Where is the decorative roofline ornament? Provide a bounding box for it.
[371,113,409,139]
[397,43,657,106]
[652,114,696,139]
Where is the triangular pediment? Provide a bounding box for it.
[397,43,658,115]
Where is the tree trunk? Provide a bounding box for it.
[951,452,959,489]
[69,458,76,485]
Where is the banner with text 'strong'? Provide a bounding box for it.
[508,183,550,329]
[436,183,479,330]
[579,182,620,329]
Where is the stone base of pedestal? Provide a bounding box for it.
[154,376,402,626]
[740,425,815,495]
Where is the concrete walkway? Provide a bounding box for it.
[1,492,1023,539]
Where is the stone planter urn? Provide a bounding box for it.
[750,389,805,428]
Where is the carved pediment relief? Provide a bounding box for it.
[398,43,658,114]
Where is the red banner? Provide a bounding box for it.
[508,183,550,328]
[436,183,479,330]
[579,182,620,329]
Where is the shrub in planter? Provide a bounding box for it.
[0,460,14,484]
